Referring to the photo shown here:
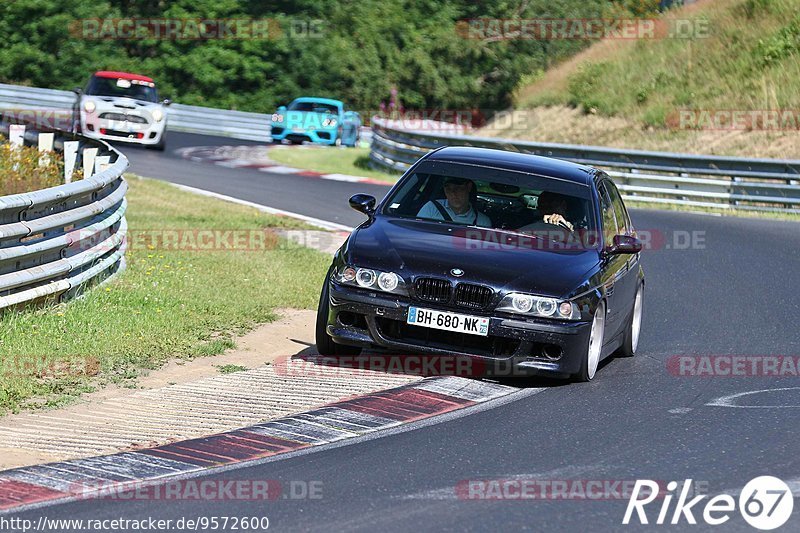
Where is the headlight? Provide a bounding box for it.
[271,113,284,123]
[322,118,337,127]
[151,108,164,122]
[378,272,399,292]
[498,292,579,320]
[333,265,406,295]
[83,100,96,113]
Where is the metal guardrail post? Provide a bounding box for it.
[0,121,129,310]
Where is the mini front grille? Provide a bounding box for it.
[99,112,147,124]
[454,283,493,309]
[413,277,451,303]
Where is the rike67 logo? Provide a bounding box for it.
[623,477,793,530]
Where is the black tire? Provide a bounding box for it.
[617,282,644,357]
[315,274,361,356]
[348,131,360,147]
[147,134,166,151]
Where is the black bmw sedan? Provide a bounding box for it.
[315,146,644,381]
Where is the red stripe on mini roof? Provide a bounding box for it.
[94,71,154,83]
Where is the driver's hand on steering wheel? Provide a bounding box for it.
[543,213,574,232]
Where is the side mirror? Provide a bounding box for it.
[606,234,642,255]
[349,194,376,216]
[278,105,287,112]
[71,87,83,95]
[162,98,172,106]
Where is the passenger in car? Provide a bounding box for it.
[416,177,492,226]
[518,191,575,233]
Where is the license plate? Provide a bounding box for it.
[407,306,489,336]
[292,127,305,133]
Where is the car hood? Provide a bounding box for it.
[85,95,162,110]
[345,218,601,298]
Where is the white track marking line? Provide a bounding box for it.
[259,165,302,174]
[321,173,367,183]
[706,387,800,408]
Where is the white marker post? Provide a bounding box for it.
[38,132,54,167]
[94,155,111,175]
[83,147,98,179]
[63,141,79,184]
[9,124,25,149]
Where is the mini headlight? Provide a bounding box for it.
[83,100,96,113]
[323,118,337,127]
[511,294,534,313]
[356,268,376,288]
[272,113,284,123]
[152,108,164,122]
[377,272,399,292]
[558,301,573,318]
[536,298,557,316]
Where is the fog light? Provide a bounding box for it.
[377,272,399,292]
[356,268,376,287]
[512,294,534,313]
[536,298,557,316]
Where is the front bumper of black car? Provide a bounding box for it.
[325,281,592,378]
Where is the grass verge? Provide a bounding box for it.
[0,176,332,414]
[268,146,399,183]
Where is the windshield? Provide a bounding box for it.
[85,75,159,103]
[287,100,339,114]
[383,161,598,247]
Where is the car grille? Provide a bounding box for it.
[454,283,493,309]
[99,112,148,124]
[413,277,451,303]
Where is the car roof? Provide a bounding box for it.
[93,71,154,83]
[291,97,343,106]
[425,146,596,186]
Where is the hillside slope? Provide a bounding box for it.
[480,0,800,158]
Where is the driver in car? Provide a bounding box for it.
[518,191,575,232]
[417,177,492,227]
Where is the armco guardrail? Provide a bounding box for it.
[0,123,128,310]
[0,83,272,142]
[370,117,800,213]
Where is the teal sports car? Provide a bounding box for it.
[271,97,361,146]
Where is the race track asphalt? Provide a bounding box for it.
[10,132,800,532]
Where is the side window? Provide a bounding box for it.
[605,180,629,235]
[597,182,618,247]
